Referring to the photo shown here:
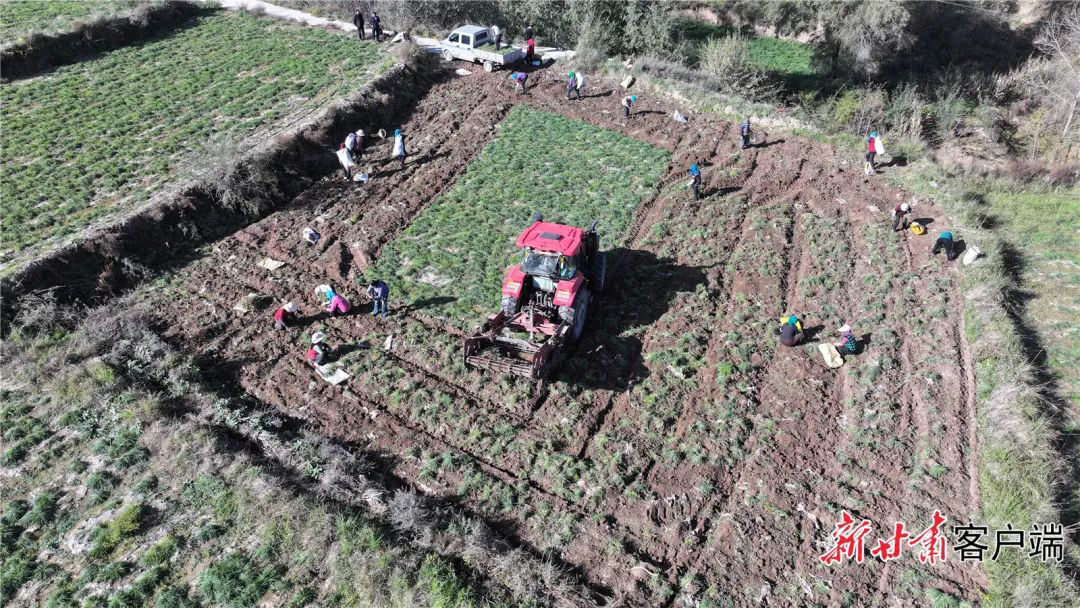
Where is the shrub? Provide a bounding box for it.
[698,34,777,101]
[90,503,146,559]
[0,552,35,604]
[197,552,282,608]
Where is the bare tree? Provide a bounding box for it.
[1022,6,1080,138]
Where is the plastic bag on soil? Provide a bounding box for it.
[962,246,982,266]
[673,111,688,123]
[818,343,844,368]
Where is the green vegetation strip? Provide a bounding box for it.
[0,9,390,268]
[676,19,816,77]
[893,166,1080,606]
[370,105,670,324]
[0,0,137,39]
[0,317,499,607]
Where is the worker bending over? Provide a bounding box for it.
[932,231,959,261]
[622,95,637,119]
[739,118,752,149]
[834,324,857,355]
[891,202,911,231]
[779,315,804,347]
[307,332,328,365]
[689,164,702,200]
[274,302,299,330]
[566,71,581,100]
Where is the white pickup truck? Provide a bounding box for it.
[440,25,525,72]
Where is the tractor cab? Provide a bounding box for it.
[464,219,606,379]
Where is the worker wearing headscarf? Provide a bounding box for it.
[622,95,637,119]
[566,71,581,100]
[392,128,406,168]
[779,315,804,347]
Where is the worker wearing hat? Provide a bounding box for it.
[891,202,912,232]
[307,331,328,365]
[345,129,365,159]
[834,324,857,355]
[273,302,299,330]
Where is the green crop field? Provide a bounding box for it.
[0,0,138,39]
[0,9,390,271]
[369,106,670,325]
[677,18,817,77]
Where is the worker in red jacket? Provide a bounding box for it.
[273,302,299,330]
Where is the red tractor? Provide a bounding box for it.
[464,219,606,379]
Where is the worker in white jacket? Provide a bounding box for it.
[392,128,406,169]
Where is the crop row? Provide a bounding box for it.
[368,105,670,327]
[0,0,137,39]
[0,9,390,269]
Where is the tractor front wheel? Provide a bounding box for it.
[562,287,590,342]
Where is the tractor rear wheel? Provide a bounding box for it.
[592,251,606,293]
[564,287,590,341]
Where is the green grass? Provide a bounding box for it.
[0,9,391,271]
[369,105,669,325]
[983,187,1080,410]
[676,18,816,77]
[0,318,512,608]
[0,0,138,39]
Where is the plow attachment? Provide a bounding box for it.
[463,311,570,379]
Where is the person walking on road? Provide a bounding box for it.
[353,9,364,40]
[566,71,581,100]
[392,128,407,168]
[491,23,502,50]
[509,71,528,95]
[932,230,959,261]
[689,163,702,200]
[622,95,637,119]
[778,315,804,347]
[739,117,753,150]
[367,280,390,319]
[891,202,912,232]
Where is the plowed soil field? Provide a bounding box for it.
[153,66,985,606]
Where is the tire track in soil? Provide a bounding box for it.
[661,153,813,584]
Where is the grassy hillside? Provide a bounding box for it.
[0,9,390,272]
[0,0,138,39]
[0,301,507,608]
